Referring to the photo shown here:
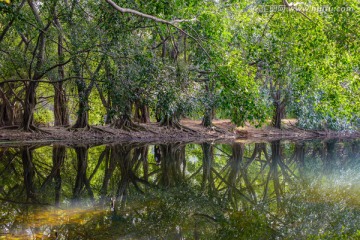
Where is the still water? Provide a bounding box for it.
[1,139,360,239]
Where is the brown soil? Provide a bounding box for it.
[234,119,359,142]
[0,119,359,144]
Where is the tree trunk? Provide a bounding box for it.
[52,145,65,206]
[294,143,305,178]
[21,1,48,131]
[141,146,149,182]
[201,78,215,127]
[22,82,37,131]
[54,82,69,126]
[100,147,114,197]
[72,94,89,128]
[70,57,104,129]
[324,140,336,174]
[273,101,282,129]
[73,146,93,200]
[0,88,14,126]
[201,142,213,191]
[0,103,13,126]
[96,82,112,125]
[201,107,213,127]
[141,104,150,123]
[272,90,286,129]
[115,145,133,206]
[160,114,180,128]
[228,143,243,192]
[21,146,36,202]
[68,11,92,129]
[112,102,146,131]
[53,16,69,126]
[134,101,150,123]
[270,140,282,207]
[159,144,185,187]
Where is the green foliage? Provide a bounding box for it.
[0,0,358,130]
[88,90,106,125]
[34,108,54,125]
[217,210,275,239]
[155,62,199,120]
[33,108,54,126]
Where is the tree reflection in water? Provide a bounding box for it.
[1,139,360,239]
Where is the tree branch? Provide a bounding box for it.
[0,0,26,43]
[282,0,313,22]
[0,76,98,84]
[36,58,72,80]
[104,0,212,60]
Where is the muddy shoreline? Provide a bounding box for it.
[0,119,359,146]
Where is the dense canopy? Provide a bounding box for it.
[0,0,359,131]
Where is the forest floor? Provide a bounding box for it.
[0,119,359,144]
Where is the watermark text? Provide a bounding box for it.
[256,5,354,13]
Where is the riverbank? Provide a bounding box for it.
[0,119,359,144]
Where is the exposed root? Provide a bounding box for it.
[160,120,182,130]
[67,124,115,135]
[111,118,149,132]
[0,125,20,130]
[211,126,228,134]
[20,125,51,134]
[67,124,91,132]
[91,126,115,135]
[160,120,198,134]
[180,124,198,133]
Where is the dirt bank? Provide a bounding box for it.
[0,119,359,144]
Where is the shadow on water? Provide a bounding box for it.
[1,139,360,239]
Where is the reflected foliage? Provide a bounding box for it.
[1,139,360,239]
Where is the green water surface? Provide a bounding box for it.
[1,139,360,239]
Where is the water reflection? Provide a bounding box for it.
[0,139,360,239]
